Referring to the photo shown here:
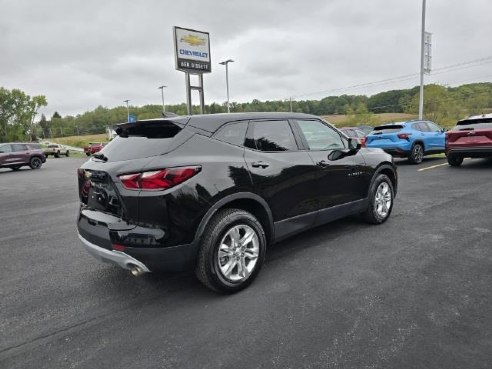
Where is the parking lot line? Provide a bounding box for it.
[418,162,449,172]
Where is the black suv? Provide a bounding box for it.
[77,113,397,293]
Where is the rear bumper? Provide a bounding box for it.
[366,142,411,157]
[78,234,151,272]
[446,146,492,158]
[77,210,199,272]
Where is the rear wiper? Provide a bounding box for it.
[93,153,108,162]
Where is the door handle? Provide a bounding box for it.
[316,160,328,167]
[251,161,269,168]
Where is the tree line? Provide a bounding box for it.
[1,82,491,141]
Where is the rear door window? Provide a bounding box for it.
[213,121,248,147]
[12,144,28,152]
[246,120,298,152]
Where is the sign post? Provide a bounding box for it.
[174,26,211,115]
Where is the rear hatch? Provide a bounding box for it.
[365,124,404,145]
[78,119,191,222]
[446,117,492,148]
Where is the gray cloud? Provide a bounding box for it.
[1,0,491,118]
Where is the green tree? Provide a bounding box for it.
[346,103,379,126]
[0,87,47,142]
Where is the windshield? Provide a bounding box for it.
[455,117,492,130]
[371,125,404,134]
[101,121,185,161]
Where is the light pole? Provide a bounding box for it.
[157,85,167,114]
[219,59,234,113]
[123,99,130,122]
[418,0,427,120]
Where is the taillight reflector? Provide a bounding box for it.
[397,133,412,140]
[112,244,126,252]
[119,166,201,191]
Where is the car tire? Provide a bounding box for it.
[29,156,42,169]
[447,155,463,167]
[66,150,70,157]
[55,151,60,158]
[363,174,394,224]
[85,152,90,156]
[408,143,424,164]
[196,208,266,293]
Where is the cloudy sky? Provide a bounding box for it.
[1,0,492,118]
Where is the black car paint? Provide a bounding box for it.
[77,113,397,272]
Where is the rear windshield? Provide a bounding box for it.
[371,125,404,134]
[101,121,185,161]
[455,117,492,130]
[48,144,58,148]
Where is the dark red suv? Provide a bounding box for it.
[83,142,106,156]
[445,113,492,166]
[0,142,46,170]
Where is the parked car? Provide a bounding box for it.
[445,113,492,166]
[44,144,70,158]
[355,125,374,136]
[83,142,106,156]
[339,127,368,147]
[365,120,445,164]
[77,113,398,293]
[0,142,46,170]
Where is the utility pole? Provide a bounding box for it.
[418,0,427,120]
[158,85,167,114]
[290,97,293,112]
[219,59,234,113]
[123,99,130,122]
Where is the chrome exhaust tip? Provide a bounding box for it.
[129,265,144,277]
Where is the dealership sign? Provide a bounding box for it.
[174,26,211,73]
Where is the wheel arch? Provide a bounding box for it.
[412,139,425,151]
[372,163,398,196]
[194,192,274,246]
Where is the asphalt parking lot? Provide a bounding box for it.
[1,156,491,369]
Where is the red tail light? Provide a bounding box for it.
[119,166,201,191]
[360,137,366,147]
[397,133,412,140]
[112,244,126,251]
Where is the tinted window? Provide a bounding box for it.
[28,143,41,149]
[372,125,404,134]
[0,144,12,153]
[12,144,28,152]
[455,117,492,130]
[296,119,345,151]
[426,122,441,132]
[103,121,184,161]
[411,122,429,132]
[213,122,247,146]
[247,120,297,152]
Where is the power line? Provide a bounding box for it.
[289,55,492,100]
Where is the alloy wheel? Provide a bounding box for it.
[217,224,259,282]
[30,157,41,169]
[374,182,392,218]
[413,144,423,163]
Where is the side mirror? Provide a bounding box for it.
[328,139,360,161]
[348,138,361,151]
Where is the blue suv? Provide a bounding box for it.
[365,120,446,164]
